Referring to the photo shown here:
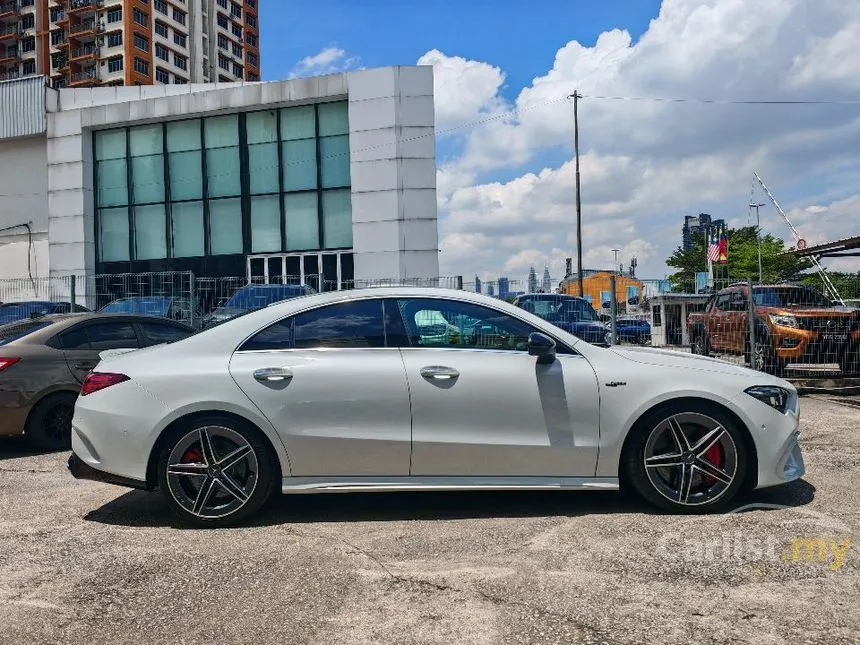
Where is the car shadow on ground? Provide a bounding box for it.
[0,436,53,461]
[82,479,817,530]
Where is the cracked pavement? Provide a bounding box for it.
[0,396,858,644]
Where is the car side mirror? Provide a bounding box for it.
[528,332,556,364]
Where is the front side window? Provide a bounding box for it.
[396,298,537,352]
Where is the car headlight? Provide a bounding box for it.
[769,314,798,328]
[745,385,796,414]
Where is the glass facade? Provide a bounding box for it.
[93,101,353,264]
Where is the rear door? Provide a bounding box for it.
[708,293,732,350]
[725,291,750,353]
[59,320,141,383]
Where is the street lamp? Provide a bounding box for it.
[609,248,621,345]
[749,202,766,283]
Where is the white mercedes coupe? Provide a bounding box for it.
[68,287,805,527]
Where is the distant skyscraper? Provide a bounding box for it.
[527,266,537,293]
[498,277,509,299]
[487,283,495,297]
[541,266,551,292]
[474,275,482,294]
[683,213,725,251]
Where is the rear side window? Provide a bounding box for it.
[139,322,192,346]
[56,325,91,350]
[0,320,52,346]
[85,322,140,350]
[239,299,387,351]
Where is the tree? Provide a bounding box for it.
[666,226,813,291]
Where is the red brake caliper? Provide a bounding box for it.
[183,447,204,464]
[701,442,725,486]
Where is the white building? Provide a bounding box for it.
[0,66,439,289]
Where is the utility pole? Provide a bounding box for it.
[568,91,584,298]
[749,202,766,283]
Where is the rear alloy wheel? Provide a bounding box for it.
[692,333,710,356]
[157,417,278,527]
[26,392,78,451]
[624,406,748,513]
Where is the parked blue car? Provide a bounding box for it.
[201,283,315,329]
[512,294,607,345]
[610,317,652,344]
[0,300,89,324]
[100,296,199,325]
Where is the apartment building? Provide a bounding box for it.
[0,0,260,87]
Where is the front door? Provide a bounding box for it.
[229,298,412,477]
[393,297,600,477]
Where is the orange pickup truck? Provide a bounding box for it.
[686,283,860,375]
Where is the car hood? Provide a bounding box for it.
[759,306,856,317]
[610,345,773,379]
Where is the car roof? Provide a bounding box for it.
[0,313,192,345]
[515,293,584,301]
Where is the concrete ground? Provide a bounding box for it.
[0,397,858,645]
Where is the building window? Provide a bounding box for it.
[173,75,187,84]
[172,8,185,25]
[246,14,256,27]
[248,72,258,81]
[133,33,148,51]
[174,53,187,70]
[231,22,242,38]
[217,34,228,49]
[247,0,255,7]
[134,57,149,75]
[22,60,35,75]
[155,68,169,83]
[246,33,256,46]
[230,2,241,18]
[247,52,257,67]
[232,62,243,77]
[217,0,227,7]
[217,13,228,29]
[154,21,168,37]
[232,42,242,58]
[51,52,65,68]
[154,0,167,14]
[20,14,34,30]
[107,31,122,47]
[51,30,66,46]
[173,32,186,47]
[218,54,229,70]
[133,8,148,26]
[106,7,122,23]
[155,43,169,61]
[20,36,35,52]
[50,7,64,22]
[53,77,67,89]
[107,56,123,72]
[94,103,352,265]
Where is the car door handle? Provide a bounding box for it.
[420,366,460,380]
[253,367,293,382]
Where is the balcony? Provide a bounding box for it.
[68,18,99,36]
[67,0,102,13]
[0,23,17,40]
[0,68,19,80]
[69,66,97,85]
[0,2,19,20]
[0,48,19,63]
[69,44,98,61]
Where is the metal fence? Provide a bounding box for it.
[2,271,859,379]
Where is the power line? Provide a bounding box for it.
[581,94,860,105]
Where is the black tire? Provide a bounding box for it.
[26,392,78,451]
[692,330,710,356]
[622,401,749,514]
[751,327,785,376]
[156,415,279,528]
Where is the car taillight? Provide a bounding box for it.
[81,372,129,396]
[0,357,20,372]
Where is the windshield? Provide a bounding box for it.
[101,297,171,316]
[0,320,53,346]
[524,298,598,322]
[752,287,831,308]
[225,286,306,309]
[0,302,56,322]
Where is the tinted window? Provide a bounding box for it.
[715,294,732,311]
[752,287,830,308]
[240,317,292,351]
[397,298,536,352]
[57,325,91,350]
[139,322,192,346]
[0,320,52,346]
[83,322,140,350]
[294,300,385,349]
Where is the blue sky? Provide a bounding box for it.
[258,1,860,283]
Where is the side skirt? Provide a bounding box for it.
[281,476,619,494]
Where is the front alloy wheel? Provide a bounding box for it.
[157,418,278,527]
[624,406,748,513]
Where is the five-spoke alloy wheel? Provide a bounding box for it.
[157,416,278,527]
[623,403,748,513]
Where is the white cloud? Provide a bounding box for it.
[420,0,860,283]
[289,46,359,79]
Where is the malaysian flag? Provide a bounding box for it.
[718,227,728,264]
[707,227,720,262]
